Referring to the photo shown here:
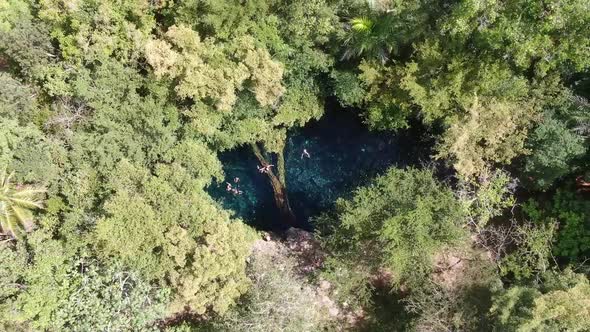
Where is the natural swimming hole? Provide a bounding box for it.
[208,106,430,231]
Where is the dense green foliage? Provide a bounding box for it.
[523,92,589,189]
[492,269,590,331]
[524,191,590,259]
[321,168,467,287]
[1,0,589,330]
[335,0,590,181]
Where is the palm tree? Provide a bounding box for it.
[0,170,45,238]
[342,14,397,63]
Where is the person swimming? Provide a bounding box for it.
[301,148,310,159]
[226,182,243,195]
[257,164,274,173]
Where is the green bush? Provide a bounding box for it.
[491,269,590,332]
[322,167,467,287]
[524,115,586,190]
[524,191,590,260]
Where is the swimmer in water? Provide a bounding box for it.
[227,182,243,195]
[301,148,310,159]
[257,164,274,173]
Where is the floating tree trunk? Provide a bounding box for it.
[251,142,297,225]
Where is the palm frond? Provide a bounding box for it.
[0,169,45,239]
[12,188,47,198]
[12,206,34,232]
[1,171,10,193]
[8,197,45,210]
[351,17,374,33]
[12,206,29,223]
[1,209,18,238]
[344,14,396,63]
[3,172,14,188]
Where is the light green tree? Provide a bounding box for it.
[2,236,169,331]
[95,160,256,316]
[321,167,467,287]
[437,96,538,181]
[492,270,590,331]
[524,281,590,331]
[344,0,590,182]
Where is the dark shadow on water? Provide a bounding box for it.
[208,103,430,231]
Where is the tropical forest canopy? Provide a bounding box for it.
[1,0,590,331]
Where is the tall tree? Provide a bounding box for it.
[321,167,467,286]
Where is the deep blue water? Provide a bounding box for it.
[208,106,429,230]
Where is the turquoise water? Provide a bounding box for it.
[208,106,429,230]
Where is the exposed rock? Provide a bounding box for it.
[432,245,495,292]
[249,229,364,330]
[433,251,465,291]
[284,227,326,274]
[319,279,331,291]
